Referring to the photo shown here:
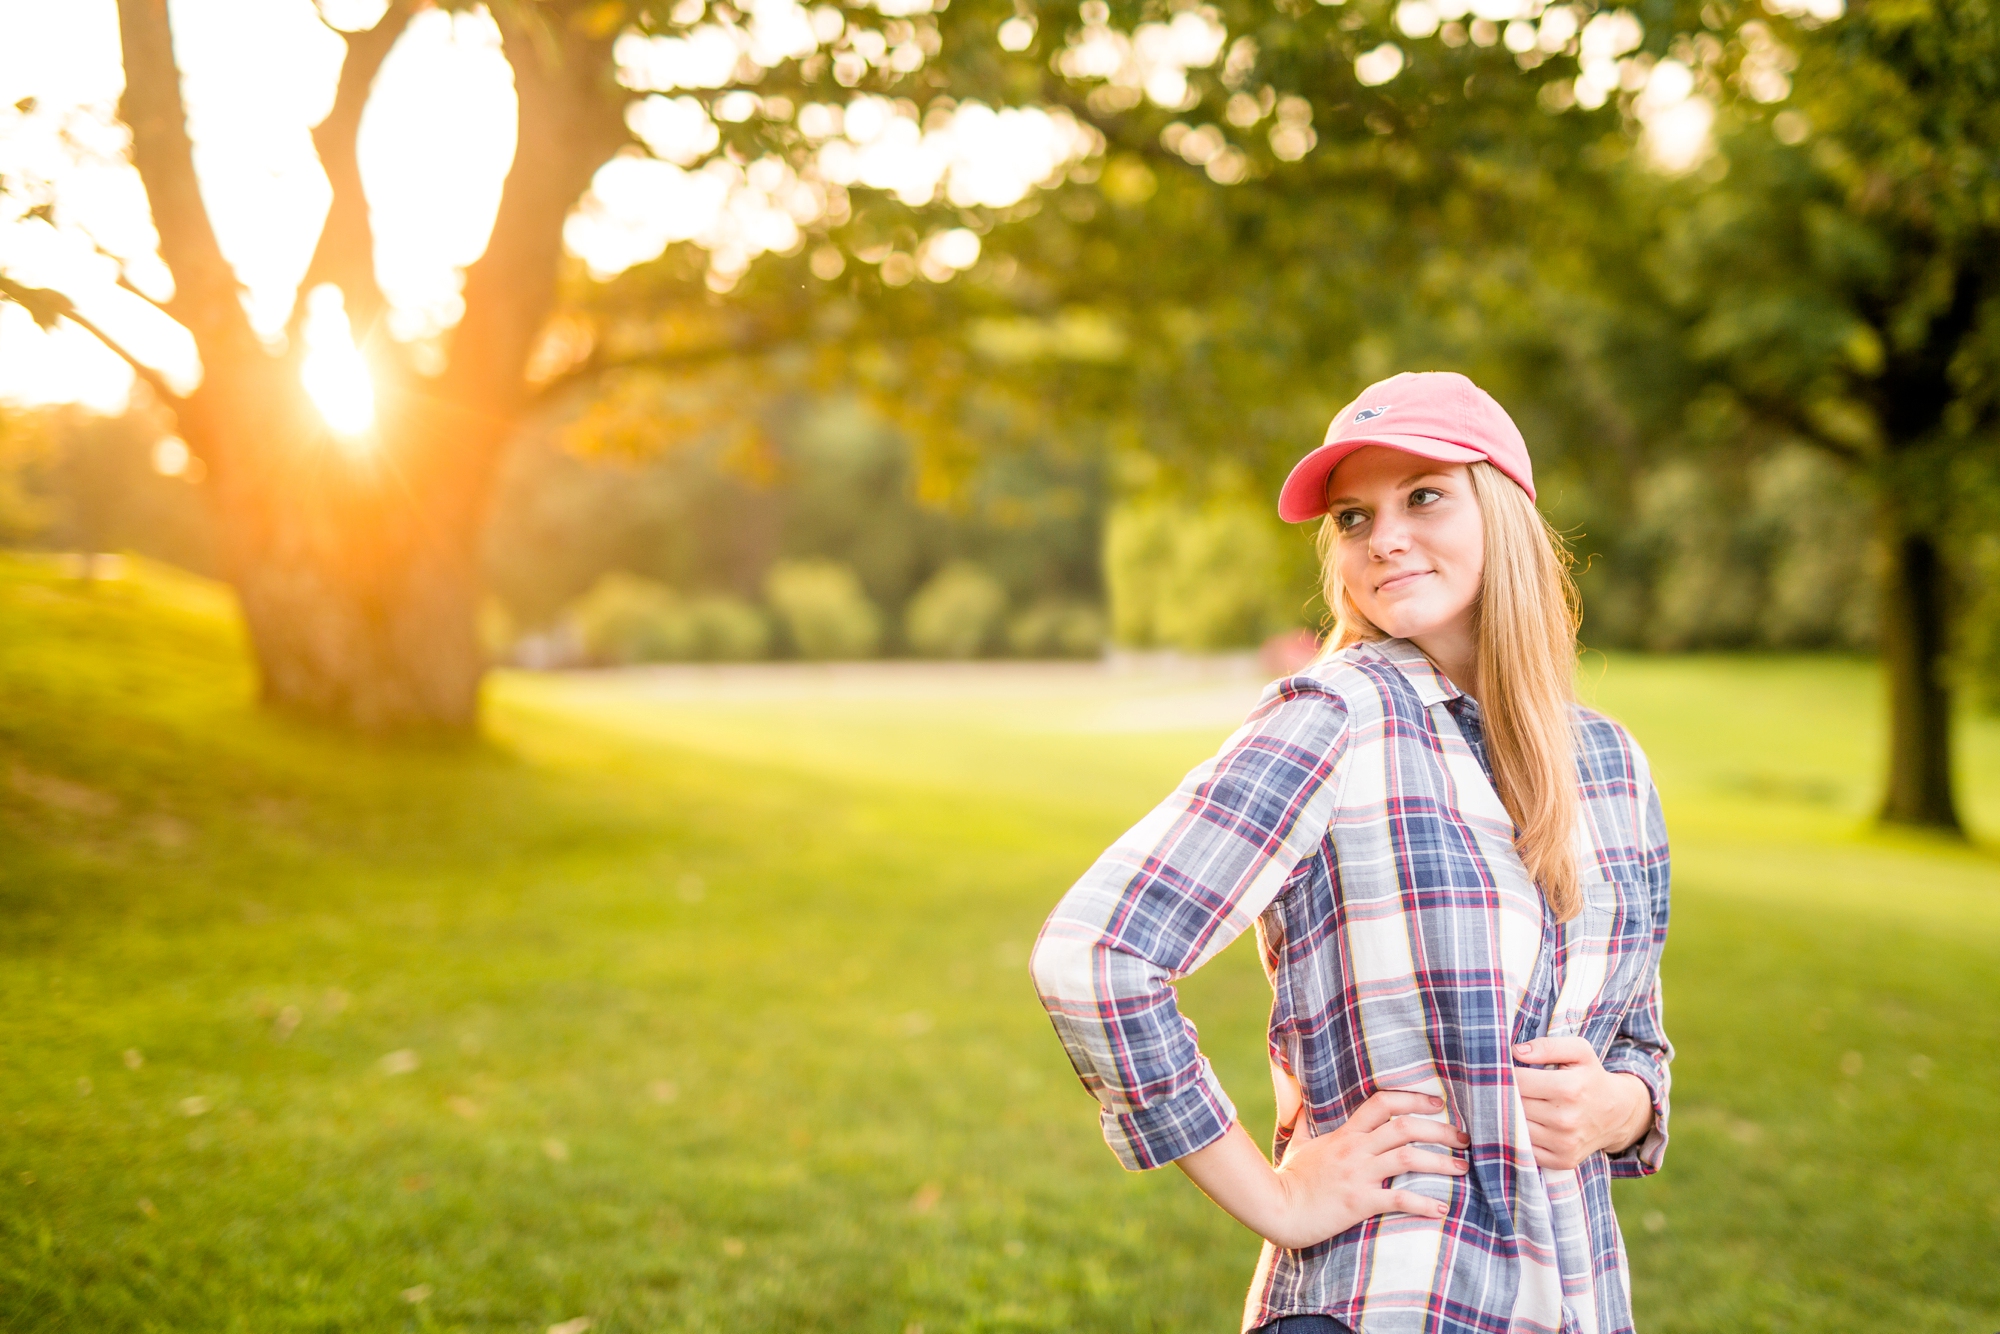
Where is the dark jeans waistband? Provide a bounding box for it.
[1250,1316,1357,1334]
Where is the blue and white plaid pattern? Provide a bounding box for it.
[1033,638,1671,1334]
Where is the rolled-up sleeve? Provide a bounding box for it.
[1605,783,1672,1178]
[1030,680,1349,1170]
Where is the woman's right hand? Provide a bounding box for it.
[1176,1088,1471,1252]
[1266,1089,1470,1249]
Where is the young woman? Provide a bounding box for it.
[1032,372,1671,1334]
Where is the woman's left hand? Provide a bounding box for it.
[1511,1036,1654,1170]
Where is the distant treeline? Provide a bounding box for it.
[5,400,1998,701]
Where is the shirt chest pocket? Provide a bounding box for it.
[1545,862,1653,1044]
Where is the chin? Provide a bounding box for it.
[1363,604,1449,641]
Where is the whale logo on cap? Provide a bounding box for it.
[1352,405,1391,422]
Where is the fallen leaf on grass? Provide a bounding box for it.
[143,814,190,849]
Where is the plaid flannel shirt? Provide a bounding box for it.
[1032,638,1671,1334]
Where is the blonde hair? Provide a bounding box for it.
[1315,460,1584,921]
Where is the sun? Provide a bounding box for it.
[300,284,376,439]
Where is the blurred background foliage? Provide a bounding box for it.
[7,0,2000,713]
[0,375,1972,673]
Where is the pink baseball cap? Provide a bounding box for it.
[1277,371,1535,523]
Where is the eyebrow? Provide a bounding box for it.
[1325,470,1455,508]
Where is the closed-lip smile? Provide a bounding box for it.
[1376,569,1432,594]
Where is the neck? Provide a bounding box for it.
[1411,622,1478,700]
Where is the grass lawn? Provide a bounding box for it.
[1,554,1996,1333]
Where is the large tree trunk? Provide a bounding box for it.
[1876,494,1962,831]
[184,366,491,731]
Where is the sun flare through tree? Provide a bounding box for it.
[298,284,375,440]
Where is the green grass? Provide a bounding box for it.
[1,555,1996,1333]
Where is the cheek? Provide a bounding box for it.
[1335,540,1372,601]
[1436,518,1485,589]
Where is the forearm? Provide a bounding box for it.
[1175,1121,1296,1246]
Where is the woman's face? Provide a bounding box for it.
[1327,447,1485,643]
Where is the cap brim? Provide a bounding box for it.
[1277,434,1488,523]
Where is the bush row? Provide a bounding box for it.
[559,560,1105,665]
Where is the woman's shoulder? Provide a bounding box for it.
[1271,639,1465,734]
[1282,638,1412,705]
[1570,703,1657,793]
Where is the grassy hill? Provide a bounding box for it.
[1,555,1996,1332]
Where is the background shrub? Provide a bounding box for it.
[685,595,771,661]
[763,558,882,659]
[1006,599,1106,658]
[1103,504,1176,648]
[1106,499,1305,651]
[570,572,694,664]
[905,561,1008,658]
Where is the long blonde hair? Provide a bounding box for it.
[1315,461,1585,920]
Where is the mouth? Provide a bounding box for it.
[1374,569,1432,595]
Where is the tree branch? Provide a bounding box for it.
[297,0,418,343]
[1732,386,1871,466]
[443,5,630,417]
[114,0,252,356]
[0,274,185,406]
[523,296,846,408]
[525,336,768,408]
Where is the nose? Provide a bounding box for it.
[1368,507,1412,560]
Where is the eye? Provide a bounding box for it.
[1409,486,1445,508]
[1335,507,1369,533]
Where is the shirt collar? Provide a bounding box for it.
[1361,636,1466,707]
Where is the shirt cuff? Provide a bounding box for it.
[1100,1059,1238,1171]
[1602,1053,1669,1179]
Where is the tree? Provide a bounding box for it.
[163,0,632,729]
[1614,0,2000,830]
[7,1,631,728]
[855,0,2000,832]
[6,0,1122,728]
